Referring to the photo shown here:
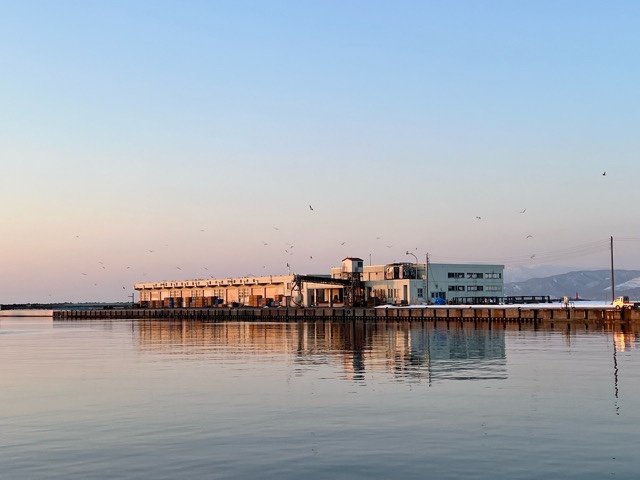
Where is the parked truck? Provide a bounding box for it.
[612,296,640,309]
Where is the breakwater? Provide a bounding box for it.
[53,306,640,323]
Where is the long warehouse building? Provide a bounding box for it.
[135,258,504,307]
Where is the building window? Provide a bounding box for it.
[448,285,465,291]
[448,272,464,279]
[417,288,424,298]
[467,285,484,291]
[485,273,502,279]
[486,285,502,292]
[467,273,484,279]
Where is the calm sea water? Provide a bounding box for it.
[2,317,639,479]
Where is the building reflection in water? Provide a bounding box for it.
[135,320,511,383]
[613,331,638,352]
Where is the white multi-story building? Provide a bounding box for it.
[353,261,503,305]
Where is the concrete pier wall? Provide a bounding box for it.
[52,306,640,323]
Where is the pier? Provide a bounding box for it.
[52,306,640,323]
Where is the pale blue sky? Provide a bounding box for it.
[1,1,639,302]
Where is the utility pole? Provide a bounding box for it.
[610,236,615,303]
[406,251,418,305]
[425,253,429,304]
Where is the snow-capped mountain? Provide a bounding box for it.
[504,270,640,300]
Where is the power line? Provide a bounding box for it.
[430,238,611,265]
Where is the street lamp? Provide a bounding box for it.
[405,251,418,279]
[406,251,418,305]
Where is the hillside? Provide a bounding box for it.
[504,270,640,301]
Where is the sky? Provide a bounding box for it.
[1,1,639,302]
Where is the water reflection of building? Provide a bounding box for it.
[410,327,506,381]
[135,321,507,382]
[613,331,638,352]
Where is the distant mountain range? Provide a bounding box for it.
[504,270,640,301]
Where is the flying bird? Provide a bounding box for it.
[526,235,533,239]
[530,254,536,259]
[273,226,280,231]
[309,204,314,211]
[475,216,482,220]
[340,241,346,245]
[519,209,526,214]
[602,171,606,176]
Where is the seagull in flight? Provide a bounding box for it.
[602,171,606,176]
[273,226,280,231]
[340,241,346,246]
[526,234,533,239]
[475,216,482,220]
[530,254,536,259]
[520,209,526,214]
[309,204,314,211]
